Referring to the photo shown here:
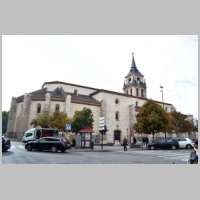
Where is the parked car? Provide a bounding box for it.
[174,138,194,149]
[2,136,11,152]
[25,137,71,153]
[148,138,179,150]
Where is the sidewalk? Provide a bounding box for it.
[70,145,149,152]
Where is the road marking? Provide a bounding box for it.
[11,146,15,148]
[116,150,190,161]
[18,145,24,148]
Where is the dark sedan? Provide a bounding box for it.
[2,136,11,152]
[25,137,71,153]
[148,138,179,150]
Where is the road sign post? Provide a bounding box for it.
[99,117,105,150]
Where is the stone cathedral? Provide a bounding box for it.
[7,54,176,143]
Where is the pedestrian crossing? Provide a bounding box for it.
[116,150,190,161]
[11,145,25,149]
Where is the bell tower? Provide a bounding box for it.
[123,53,147,98]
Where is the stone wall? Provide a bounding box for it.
[7,97,17,132]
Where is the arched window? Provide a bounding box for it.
[74,89,78,95]
[128,78,131,84]
[116,111,119,120]
[136,88,139,96]
[115,99,119,104]
[37,104,41,113]
[141,89,143,97]
[55,104,59,112]
[130,89,132,95]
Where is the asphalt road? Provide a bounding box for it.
[2,141,192,164]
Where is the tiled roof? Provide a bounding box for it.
[17,87,101,106]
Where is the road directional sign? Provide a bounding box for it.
[99,117,105,130]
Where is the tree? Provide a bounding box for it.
[170,111,194,135]
[134,99,172,139]
[2,111,9,133]
[30,109,51,128]
[71,107,94,134]
[50,111,71,131]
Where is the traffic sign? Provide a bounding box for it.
[99,117,105,130]
[66,124,71,130]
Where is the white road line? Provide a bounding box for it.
[18,146,24,148]
[11,146,15,148]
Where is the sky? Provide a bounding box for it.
[2,35,198,119]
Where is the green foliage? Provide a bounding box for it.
[71,107,94,134]
[2,111,9,133]
[51,111,70,130]
[134,99,172,134]
[170,111,194,133]
[30,109,51,128]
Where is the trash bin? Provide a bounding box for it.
[90,141,94,149]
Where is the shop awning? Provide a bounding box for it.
[78,126,95,133]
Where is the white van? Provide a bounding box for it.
[22,128,58,143]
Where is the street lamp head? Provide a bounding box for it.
[160,86,163,88]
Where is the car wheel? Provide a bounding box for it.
[51,146,57,153]
[150,146,155,150]
[27,144,32,151]
[186,144,192,149]
[171,145,176,150]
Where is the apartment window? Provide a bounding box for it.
[55,104,59,112]
[130,89,132,95]
[136,101,138,107]
[126,90,128,95]
[37,104,41,113]
[141,89,143,97]
[165,107,167,112]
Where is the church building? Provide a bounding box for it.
[7,54,176,143]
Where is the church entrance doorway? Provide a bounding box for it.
[114,130,121,142]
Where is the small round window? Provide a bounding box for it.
[115,99,119,104]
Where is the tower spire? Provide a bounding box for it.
[131,52,137,70]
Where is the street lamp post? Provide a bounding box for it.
[160,86,164,109]
[160,86,166,138]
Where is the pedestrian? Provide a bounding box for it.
[142,137,146,147]
[188,139,198,164]
[133,137,136,144]
[72,138,76,149]
[123,137,128,151]
[146,137,149,146]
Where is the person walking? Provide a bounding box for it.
[188,139,198,164]
[142,137,146,147]
[72,138,76,149]
[145,137,149,146]
[123,137,128,151]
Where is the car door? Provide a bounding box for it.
[178,138,185,148]
[165,138,173,149]
[38,137,48,150]
[156,138,166,149]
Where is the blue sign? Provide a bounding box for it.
[66,124,71,130]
